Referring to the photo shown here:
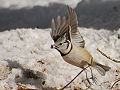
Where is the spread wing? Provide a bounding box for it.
[51,15,69,44]
[51,6,85,47]
[67,6,85,47]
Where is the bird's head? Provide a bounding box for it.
[51,40,72,55]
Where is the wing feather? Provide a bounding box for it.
[56,16,61,35]
[67,6,85,47]
[51,16,69,43]
[51,6,85,47]
[51,18,56,37]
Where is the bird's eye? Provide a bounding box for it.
[64,40,68,43]
[64,41,67,43]
[59,43,63,45]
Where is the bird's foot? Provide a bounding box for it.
[86,78,92,85]
[83,76,97,85]
[90,76,97,84]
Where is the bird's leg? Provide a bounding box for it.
[84,69,92,85]
[60,65,90,90]
[89,67,97,84]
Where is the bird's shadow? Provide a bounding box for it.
[5,59,57,90]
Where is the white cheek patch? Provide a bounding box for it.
[64,43,69,49]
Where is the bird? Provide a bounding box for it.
[50,6,111,76]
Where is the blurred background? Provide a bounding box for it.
[0,0,120,31]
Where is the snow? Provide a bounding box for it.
[0,0,81,9]
[0,0,120,31]
[0,0,118,9]
[0,27,119,90]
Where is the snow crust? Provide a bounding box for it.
[0,0,81,9]
[0,0,118,9]
[0,28,119,90]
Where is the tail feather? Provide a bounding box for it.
[94,62,111,76]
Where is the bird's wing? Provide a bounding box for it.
[67,6,85,47]
[51,15,69,44]
[51,6,85,47]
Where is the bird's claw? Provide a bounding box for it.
[86,78,92,85]
[90,76,97,84]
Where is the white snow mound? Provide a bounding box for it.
[0,28,119,90]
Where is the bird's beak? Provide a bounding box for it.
[51,44,57,49]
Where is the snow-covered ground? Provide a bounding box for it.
[0,27,119,90]
[0,0,120,31]
[0,0,81,9]
[0,0,118,9]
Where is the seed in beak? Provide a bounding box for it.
[51,45,54,48]
[51,44,57,49]
[51,44,56,48]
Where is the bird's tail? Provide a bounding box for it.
[94,62,111,76]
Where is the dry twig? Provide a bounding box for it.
[111,79,120,89]
[96,48,120,63]
[97,48,120,89]
[60,65,90,90]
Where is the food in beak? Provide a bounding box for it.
[51,44,56,48]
